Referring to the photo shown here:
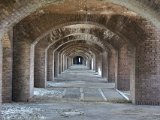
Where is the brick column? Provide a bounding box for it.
[47,49,54,81]
[91,58,94,70]
[86,59,91,69]
[54,51,59,77]
[117,45,130,91]
[64,55,67,70]
[92,56,96,71]
[61,54,63,72]
[108,51,116,83]
[34,44,47,88]
[67,57,72,69]
[2,32,12,103]
[133,28,160,105]
[96,54,102,76]
[66,56,68,70]
[59,53,62,74]
[89,59,92,70]
[83,58,86,66]
[0,35,2,104]
[13,36,33,102]
[62,54,65,72]
[102,51,108,79]
[67,57,70,69]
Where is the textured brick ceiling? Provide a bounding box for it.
[1,0,159,53]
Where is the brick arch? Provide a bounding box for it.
[30,22,120,51]
[45,25,117,49]
[2,0,160,105]
[16,13,146,47]
[60,45,98,68]
[52,43,99,79]
[51,34,105,52]
[56,42,108,78]
[70,52,90,66]
[62,47,96,58]
[0,0,159,42]
[56,41,103,55]
[68,52,92,60]
[46,35,106,78]
[69,51,93,69]
[33,26,116,85]
[61,45,100,72]
[70,53,89,66]
[1,32,13,103]
[34,33,105,87]
[46,39,103,80]
[13,15,154,90]
[69,52,91,65]
[32,22,117,43]
[62,46,94,68]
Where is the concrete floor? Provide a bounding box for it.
[2,65,160,120]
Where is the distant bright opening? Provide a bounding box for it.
[79,57,81,63]
[91,59,94,70]
[98,67,102,76]
[73,56,83,65]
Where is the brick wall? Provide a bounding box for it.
[0,35,2,104]
[47,49,54,81]
[12,27,34,102]
[137,0,160,13]
[54,51,59,77]
[117,44,130,91]
[134,26,160,105]
[102,51,108,80]
[34,41,47,88]
[108,51,116,83]
[2,31,12,103]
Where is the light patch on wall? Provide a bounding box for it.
[79,57,81,63]
[124,11,137,16]
[91,59,94,70]
[98,67,102,76]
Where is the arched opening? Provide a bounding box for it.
[73,56,84,65]
[1,0,160,119]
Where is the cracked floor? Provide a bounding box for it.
[2,65,160,120]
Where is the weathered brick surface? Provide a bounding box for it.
[108,51,116,83]
[0,0,159,42]
[34,39,50,88]
[47,49,54,81]
[117,44,130,91]
[137,0,160,13]
[54,51,59,77]
[134,26,160,105]
[67,57,72,69]
[34,47,46,88]
[63,55,67,71]
[0,36,2,104]
[12,28,34,102]
[95,54,102,76]
[61,54,64,72]
[55,42,98,70]
[2,31,12,103]
[92,57,96,71]
[58,53,62,74]
[102,51,108,79]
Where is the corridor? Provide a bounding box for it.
[2,65,160,120]
[1,0,160,120]
[33,65,129,103]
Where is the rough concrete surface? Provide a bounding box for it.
[2,65,160,120]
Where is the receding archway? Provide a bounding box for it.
[73,56,84,65]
